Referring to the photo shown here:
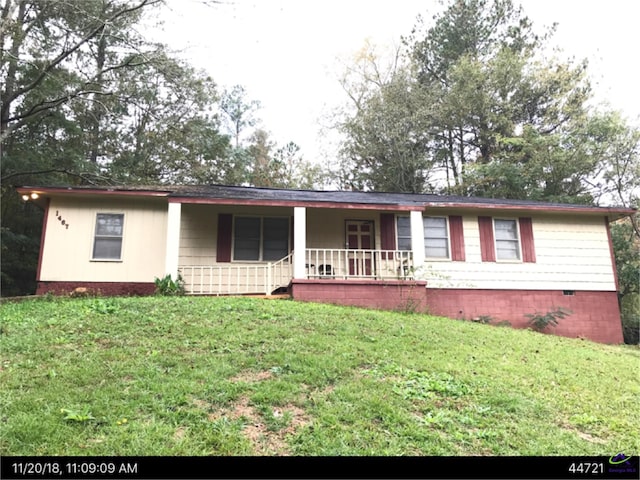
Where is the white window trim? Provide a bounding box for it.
[232,215,290,263]
[90,212,125,262]
[493,217,522,262]
[424,216,452,261]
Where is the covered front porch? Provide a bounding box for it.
[166,203,426,296]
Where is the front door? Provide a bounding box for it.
[346,220,374,276]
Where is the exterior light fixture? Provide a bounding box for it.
[30,192,39,199]
[22,194,30,201]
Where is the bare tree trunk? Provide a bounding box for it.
[89,26,107,164]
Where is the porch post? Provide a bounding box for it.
[165,201,182,278]
[293,206,307,279]
[410,210,425,270]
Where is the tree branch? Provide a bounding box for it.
[1,167,116,186]
[3,0,160,106]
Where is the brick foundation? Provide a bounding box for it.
[426,288,623,344]
[291,281,623,344]
[291,279,429,313]
[36,281,156,296]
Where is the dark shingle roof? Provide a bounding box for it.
[17,184,636,216]
[167,184,635,215]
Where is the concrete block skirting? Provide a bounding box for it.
[425,288,623,344]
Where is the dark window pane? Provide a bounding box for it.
[396,216,411,251]
[494,219,517,240]
[234,217,260,261]
[95,214,123,236]
[263,218,289,260]
[93,238,122,259]
[93,214,124,259]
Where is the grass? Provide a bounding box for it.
[0,295,638,456]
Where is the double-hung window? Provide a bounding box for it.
[494,219,520,260]
[396,215,451,259]
[424,217,449,258]
[396,216,412,250]
[92,213,124,260]
[233,217,289,261]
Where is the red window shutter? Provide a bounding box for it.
[380,213,396,251]
[216,213,232,263]
[449,215,466,262]
[478,216,496,262]
[519,217,536,263]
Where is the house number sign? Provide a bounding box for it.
[55,210,70,229]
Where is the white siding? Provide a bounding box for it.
[178,204,294,266]
[306,209,379,249]
[423,214,616,291]
[40,197,167,282]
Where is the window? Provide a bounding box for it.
[396,216,412,250]
[92,213,124,260]
[494,219,520,260]
[424,217,449,258]
[233,216,289,261]
[396,215,457,260]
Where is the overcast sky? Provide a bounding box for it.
[149,0,640,163]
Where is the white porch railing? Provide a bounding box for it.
[180,253,293,295]
[304,249,414,280]
[179,249,414,295]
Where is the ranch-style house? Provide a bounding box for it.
[16,184,635,344]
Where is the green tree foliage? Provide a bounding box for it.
[336,0,601,196]
[611,218,640,344]
[339,68,436,192]
[220,84,261,149]
[103,53,230,184]
[0,0,230,295]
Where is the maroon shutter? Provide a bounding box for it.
[380,213,396,259]
[216,213,232,262]
[519,217,536,263]
[380,213,396,250]
[449,215,466,262]
[478,216,496,262]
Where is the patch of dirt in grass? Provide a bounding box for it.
[560,422,607,444]
[96,338,113,348]
[191,398,211,410]
[173,426,187,441]
[231,370,274,383]
[575,431,606,444]
[207,396,311,455]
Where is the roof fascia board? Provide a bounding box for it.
[425,202,636,217]
[168,196,423,211]
[16,186,171,198]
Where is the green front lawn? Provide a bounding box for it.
[1,296,638,455]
